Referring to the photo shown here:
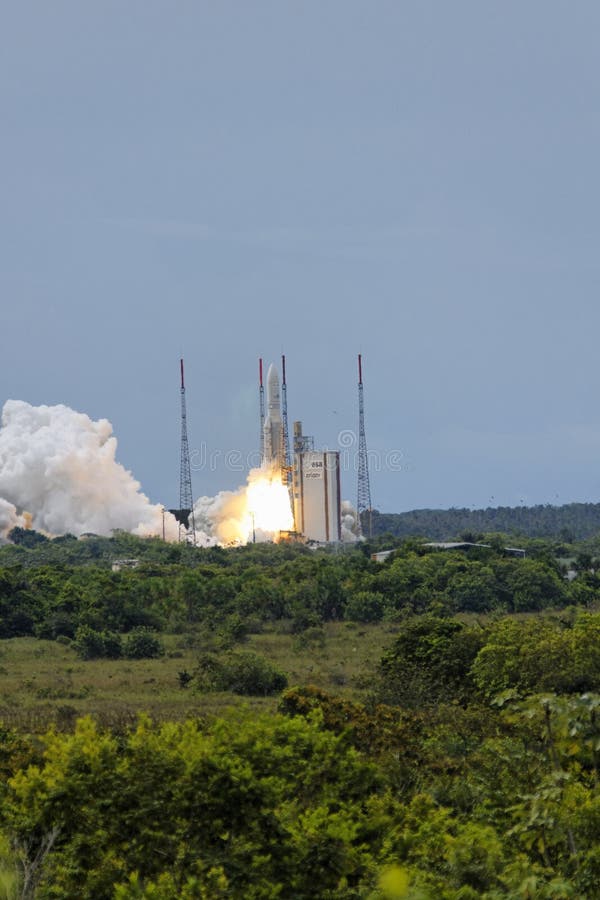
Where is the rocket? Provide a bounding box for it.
[262,363,283,469]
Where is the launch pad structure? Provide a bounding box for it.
[170,353,374,547]
[259,357,344,544]
[356,354,373,538]
[292,421,342,543]
[169,358,197,545]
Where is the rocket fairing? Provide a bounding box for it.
[262,363,283,469]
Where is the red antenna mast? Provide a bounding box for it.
[357,353,372,538]
[178,358,196,545]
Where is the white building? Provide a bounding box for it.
[293,425,342,543]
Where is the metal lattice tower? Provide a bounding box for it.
[357,353,373,538]
[281,354,292,487]
[179,358,196,545]
[259,358,265,465]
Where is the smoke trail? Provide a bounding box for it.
[0,400,178,540]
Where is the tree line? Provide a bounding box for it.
[0,537,597,643]
[372,501,600,541]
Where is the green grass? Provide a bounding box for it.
[0,623,397,732]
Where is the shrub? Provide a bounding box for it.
[344,591,385,623]
[471,613,600,696]
[35,613,77,641]
[123,628,164,660]
[377,616,486,706]
[74,626,122,660]
[219,614,249,644]
[289,611,322,634]
[293,626,326,650]
[193,651,287,696]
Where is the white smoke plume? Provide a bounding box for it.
[0,400,178,540]
[194,486,251,547]
[0,399,359,549]
[340,500,360,542]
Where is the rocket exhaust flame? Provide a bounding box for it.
[193,464,294,546]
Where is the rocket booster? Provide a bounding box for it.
[262,364,282,468]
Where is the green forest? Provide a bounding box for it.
[371,501,600,541]
[2,527,600,897]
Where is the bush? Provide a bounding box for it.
[193,651,288,696]
[219,614,249,644]
[35,612,77,641]
[344,591,385,623]
[293,626,326,650]
[123,628,165,660]
[289,612,322,634]
[377,616,486,706]
[74,626,122,660]
[471,612,600,696]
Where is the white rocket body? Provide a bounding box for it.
[262,364,282,469]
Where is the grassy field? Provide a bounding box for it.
[0,622,397,733]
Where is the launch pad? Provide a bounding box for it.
[259,356,342,544]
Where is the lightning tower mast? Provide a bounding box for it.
[259,358,265,464]
[179,358,196,545]
[357,353,373,538]
[281,354,292,487]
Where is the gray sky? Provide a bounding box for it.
[2,1,600,513]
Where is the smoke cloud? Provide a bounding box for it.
[340,500,360,542]
[0,400,178,540]
[0,399,360,549]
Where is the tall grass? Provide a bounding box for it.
[0,623,396,732]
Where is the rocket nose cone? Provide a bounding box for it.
[267,363,279,386]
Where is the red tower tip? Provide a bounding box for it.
[358,353,363,385]
[259,358,263,387]
[281,354,286,385]
[180,358,185,389]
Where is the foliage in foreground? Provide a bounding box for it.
[3,533,600,895]
[0,686,600,897]
[375,611,600,708]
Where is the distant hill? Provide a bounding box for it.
[371,502,600,541]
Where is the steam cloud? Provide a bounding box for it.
[340,500,360,542]
[0,399,360,547]
[0,400,178,541]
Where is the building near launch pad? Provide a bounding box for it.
[292,422,342,543]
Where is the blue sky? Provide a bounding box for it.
[2,1,600,513]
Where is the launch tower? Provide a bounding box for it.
[281,354,292,489]
[178,358,196,545]
[259,358,265,464]
[356,353,373,538]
